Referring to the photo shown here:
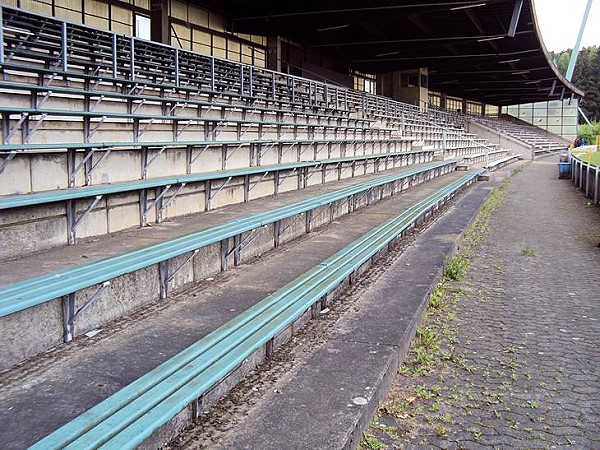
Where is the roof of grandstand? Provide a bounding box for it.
[218,0,584,105]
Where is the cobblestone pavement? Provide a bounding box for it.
[363,159,600,449]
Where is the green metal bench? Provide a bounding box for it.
[28,168,482,450]
[0,159,458,320]
[0,149,431,211]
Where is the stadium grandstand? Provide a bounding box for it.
[0,0,586,449]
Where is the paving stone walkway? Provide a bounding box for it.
[363,158,600,449]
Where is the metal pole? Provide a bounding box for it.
[61,21,68,71]
[130,37,136,80]
[566,0,594,81]
[239,64,244,96]
[210,57,215,91]
[249,66,253,97]
[0,7,4,64]
[174,48,180,87]
[112,34,117,78]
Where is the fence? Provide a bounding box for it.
[570,151,600,204]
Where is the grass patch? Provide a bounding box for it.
[520,246,537,257]
[360,433,387,450]
[444,254,469,281]
[573,150,600,166]
[364,171,514,446]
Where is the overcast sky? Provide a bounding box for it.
[534,0,600,52]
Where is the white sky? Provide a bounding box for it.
[534,0,600,52]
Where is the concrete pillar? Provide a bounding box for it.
[267,36,282,72]
[378,67,428,108]
[481,103,486,117]
[150,0,169,44]
[462,98,468,114]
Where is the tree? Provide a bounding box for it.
[551,46,600,121]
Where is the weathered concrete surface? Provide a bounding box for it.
[0,161,451,371]
[166,164,525,450]
[0,170,466,449]
[0,163,433,285]
[363,157,600,448]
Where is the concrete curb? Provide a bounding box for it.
[339,161,527,450]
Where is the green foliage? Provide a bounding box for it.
[520,246,537,257]
[551,46,600,121]
[444,255,469,281]
[360,433,387,450]
[578,122,600,143]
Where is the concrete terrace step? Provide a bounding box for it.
[169,162,526,450]
[0,159,456,370]
[0,170,473,449]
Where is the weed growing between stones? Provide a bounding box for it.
[361,175,513,449]
[520,246,537,257]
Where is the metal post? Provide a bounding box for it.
[174,48,180,87]
[249,66,253,97]
[112,34,118,78]
[130,37,136,80]
[210,57,215,91]
[291,77,296,103]
[566,0,594,81]
[0,7,4,64]
[61,21,68,71]
[240,64,244,96]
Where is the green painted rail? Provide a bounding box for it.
[0,149,432,210]
[29,168,482,450]
[0,159,457,317]
[0,136,411,153]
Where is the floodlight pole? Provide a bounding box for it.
[565,0,594,82]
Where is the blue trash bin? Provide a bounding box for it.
[558,162,571,179]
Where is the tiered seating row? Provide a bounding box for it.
[1,136,413,196]
[28,168,482,450]
[472,115,567,156]
[0,160,457,367]
[0,6,462,134]
[486,153,523,171]
[0,149,432,257]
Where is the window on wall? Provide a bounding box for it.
[429,92,441,108]
[353,71,376,94]
[135,14,151,40]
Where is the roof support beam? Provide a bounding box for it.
[233,2,507,22]
[507,0,524,37]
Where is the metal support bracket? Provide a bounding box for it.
[87,116,107,140]
[303,164,324,183]
[5,111,29,143]
[159,249,199,298]
[276,167,298,187]
[67,195,103,244]
[24,113,47,144]
[208,176,232,202]
[142,145,168,178]
[247,171,270,193]
[141,182,186,224]
[0,150,17,174]
[70,147,112,186]
[225,225,268,262]
[62,281,111,342]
